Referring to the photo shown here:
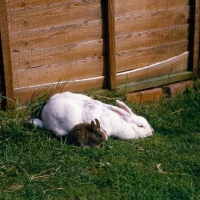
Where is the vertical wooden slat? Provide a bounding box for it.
[193,0,200,75]
[1,0,15,107]
[106,0,116,90]
[0,37,6,110]
[0,0,1,32]
[188,0,200,75]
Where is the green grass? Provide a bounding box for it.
[0,80,200,200]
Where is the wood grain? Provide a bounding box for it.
[116,41,188,73]
[12,39,105,71]
[116,52,189,85]
[1,0,15,107]
[192,0,200,75]
[115,0,189,16]
[10,20,104,52]
[0,0,2,31]
[5,0,87,10]
[116,24,189,52]
[115,6,189,35]
[7,1,103,33]
[13,76,106,104]
[106,0,116,90]
[13,55,106,88]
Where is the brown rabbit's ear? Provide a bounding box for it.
[95,119,100,128]
[91,120,96,131]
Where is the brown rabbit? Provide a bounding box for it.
[67,119,107,148]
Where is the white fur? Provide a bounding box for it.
[29,92,154,139]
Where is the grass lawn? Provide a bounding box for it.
[0,80,200,200]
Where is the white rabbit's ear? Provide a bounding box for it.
[116,100,132,115]
[111,106,131,122]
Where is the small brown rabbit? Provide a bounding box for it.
[67,119,107,148]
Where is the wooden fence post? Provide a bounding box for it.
[0,0,15,108]
[189,0,200,75]
[106,0,116,90]
[193,0,200,75]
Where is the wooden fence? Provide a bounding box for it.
[0,0,199,108]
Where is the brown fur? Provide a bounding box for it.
[67,119,107,148]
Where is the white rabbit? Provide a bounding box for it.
[29,92,154,139]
